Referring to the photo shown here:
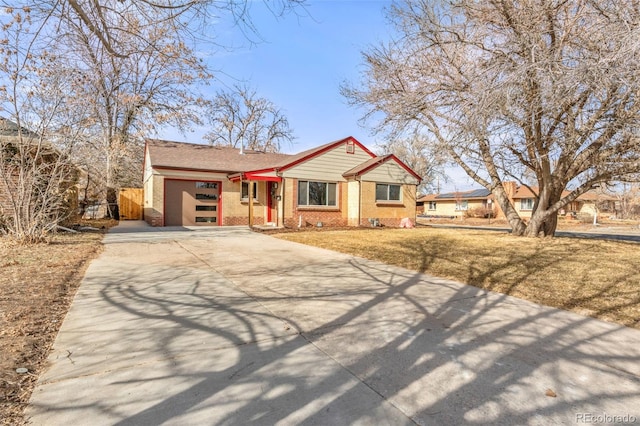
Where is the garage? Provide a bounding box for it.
[164,179,221,226]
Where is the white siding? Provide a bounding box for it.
[347,180,360,226]
[281,144,372,182]
[143,149,154,209]
[361,161,420,185]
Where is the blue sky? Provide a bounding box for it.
[163,0,393,151]
[161,0,475,192]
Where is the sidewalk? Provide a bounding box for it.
[26,225,640,425]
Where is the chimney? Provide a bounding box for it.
[503,181,517,200]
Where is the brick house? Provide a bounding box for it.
[1,117,79,227]
[143,137,421,227]
[417,182,616,219]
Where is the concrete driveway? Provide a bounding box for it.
[27,224,640,425]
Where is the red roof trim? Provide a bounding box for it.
[154,165,233,174]
[245,167,276,175]
[229,172,282,182]
[388,154,422,182]
[244,173,282,182]
[347,154,422,182]
[278,136,375,172]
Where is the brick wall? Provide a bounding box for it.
[0,185,12,227]
[284,179,348,228]
[222,180,267,218]
[359,181,416,227]
[144,209,163,226]
[285,210,346,228]
[0,167,18,220]
[224,216,265,226]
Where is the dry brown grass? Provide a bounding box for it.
[0,219,116,425]
[274,227,640,329]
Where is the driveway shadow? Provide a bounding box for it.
[27,232,640,425]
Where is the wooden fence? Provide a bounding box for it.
[118,188,143,220]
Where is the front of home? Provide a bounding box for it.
[418,181,617,219]
[143,137,421,227]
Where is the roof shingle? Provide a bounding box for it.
[146,139,292,172]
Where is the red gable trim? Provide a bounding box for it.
[347,154,422,183]
[244,172,281,182]
[154,165,234,174]
[388,154,422,182]
[277,136,376,172]
[229,172,281,182]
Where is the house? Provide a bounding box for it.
[504,181,617,219]
[418,181,616,219]
[0,117,79,227]
[419,188,493,218]
[143,137,421,227]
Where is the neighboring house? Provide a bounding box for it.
[419,188,493,218]
[0,117,79,225]
[143,137,421,227]
[504,181,617,219]
[418,181,616,219]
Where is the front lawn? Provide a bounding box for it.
[274,227,640,329]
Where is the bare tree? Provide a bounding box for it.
[376,133,447,194]
[204,85,295,152]
[615,183,640,219]
[344,0,640,237]
[1,1,304,237]
[54,9,210,216]
[0,9,83,242]
[19,0,307,58]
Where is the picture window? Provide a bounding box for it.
[297,181,337,206]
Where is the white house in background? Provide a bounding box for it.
[417,181,617,219]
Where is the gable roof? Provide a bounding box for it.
[145,137,421,184]
[510,184,616,201]
[343,154,422,182]
[274,136,376,171]
[145,139,292,172]
[0,117,38,138]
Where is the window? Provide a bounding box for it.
[428,201,437,211]
[196,193,218,200]
[455,200,468,211]
[195,182,217,189]
[241,182,258,200]
[298,181,337,206]
[195,217,216,223]
[346,140,355,154]
[520,198,534,210]
[196,205,216,212]
[376,184,401,202]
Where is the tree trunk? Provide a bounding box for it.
[523,214,544,237]
[491,184,527,235]
[542,213,558,236]
[523,209,558,237]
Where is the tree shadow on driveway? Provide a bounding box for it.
[27,233,640,425]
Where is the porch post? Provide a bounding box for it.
[248,179,254,227]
